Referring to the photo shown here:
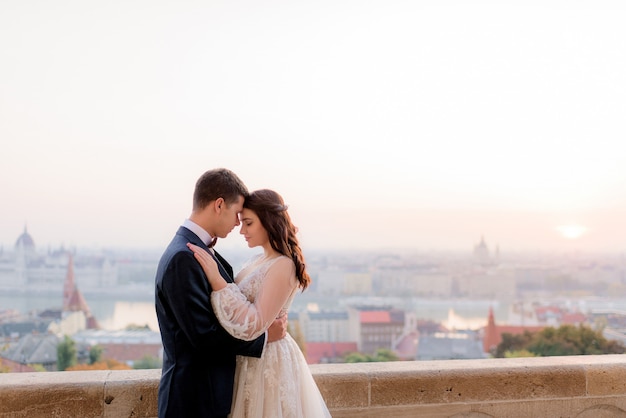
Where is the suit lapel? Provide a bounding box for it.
[213,250,234,283]
[178,226,234,284]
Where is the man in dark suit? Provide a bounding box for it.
[155,168,287,418]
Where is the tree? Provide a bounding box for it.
[504,349,537,358]
[30,364,47,372]
[344,352,371,363]
[57,335,77,371]
[67,359,131,371]
[372,348,400,362]
[133,355,162,369]
[493,330,535,358]
[528,324,624,356]
[343,348,400,363]
[89,345,103,365]
[494,324,626,358]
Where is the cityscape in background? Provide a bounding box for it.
[2,225,626,371]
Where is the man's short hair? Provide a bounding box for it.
[193,168,249,211]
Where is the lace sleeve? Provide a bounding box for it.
[211,257,298,341]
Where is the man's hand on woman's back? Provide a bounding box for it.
[267,313,288,342]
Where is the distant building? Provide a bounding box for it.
[0,252,101,371]
[482,306,545,355]
[394,330,419,360]
[473,236,490,266]
[343,272,373,295]
[0,226,117,292]
[452,267,516,299]
[473,235,499,267]
[293,309,359,363]
[350,307,417,356]
[0,309,20,323]
[0,226,158,297]
[373,262,452,298]
[297,309,355,343]
[0,318,52,341]
[508,301,588,327]
[315,267,345,296]
[416,330,485,360]
[62,253,100,330]
[1,333,60,371]
[0,357,36,373]
[305,342,358,364]
[72,328,162,366]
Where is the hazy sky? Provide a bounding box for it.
[2,1,626,253]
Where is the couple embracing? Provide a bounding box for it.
[155,168,332,418]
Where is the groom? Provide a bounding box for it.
[155,168,287,418]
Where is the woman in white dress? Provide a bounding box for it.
[187,189,332,418]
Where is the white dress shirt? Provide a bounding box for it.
[182,219,214,246]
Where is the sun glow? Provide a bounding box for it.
[556,224,588,240]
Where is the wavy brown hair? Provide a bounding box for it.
[244,189,310,290]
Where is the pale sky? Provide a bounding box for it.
[1,0,626,253]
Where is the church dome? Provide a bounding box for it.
[15,226,35,249]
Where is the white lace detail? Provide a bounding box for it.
[211,256,296,341]
[230,333,331,417]
[212,255,332,417]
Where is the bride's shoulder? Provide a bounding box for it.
[267,255,295,276]
[269,254,291,265]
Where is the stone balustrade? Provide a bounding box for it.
[2,355,626,417]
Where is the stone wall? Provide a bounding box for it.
[2,355,626,417]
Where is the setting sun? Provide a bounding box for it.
[556,224,589,240]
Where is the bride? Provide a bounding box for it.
[187,189,332,418]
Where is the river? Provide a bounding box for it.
[3,291,624,333]
[0,291,503,332]
[0,292,159,331]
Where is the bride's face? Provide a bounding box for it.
[239,208,269,248]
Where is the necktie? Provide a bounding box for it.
[208,237,217,248]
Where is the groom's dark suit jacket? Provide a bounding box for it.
[155,226,265,417]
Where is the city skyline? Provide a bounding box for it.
[2,1,625,253]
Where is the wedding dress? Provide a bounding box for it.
[211,254,332,418]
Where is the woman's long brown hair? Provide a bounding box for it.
[244,189,311,290]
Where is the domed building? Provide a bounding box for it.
[473,236,500,267]
[14,225,38,264]
[1,226,118,292]
[15,225,36,249]
[12,225,42,284]
[473,236,490,264]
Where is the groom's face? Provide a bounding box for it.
[216,195,244,238]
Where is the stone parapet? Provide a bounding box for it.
[1,355,626,417]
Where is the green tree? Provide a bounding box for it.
[528,324,624,356]
[343,348,400,363]
[57,335,77,371]
[344,352,371,363]
[30,364,47,372]
[504,349,537,358]
[493,330,535,358]
[133,355,162,369]
[89,345,104,365]
[495,324,625,358]
[372,348,399,362]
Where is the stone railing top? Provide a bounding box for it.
[2,355,626,417]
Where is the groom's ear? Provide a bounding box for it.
[214,197,225,212]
